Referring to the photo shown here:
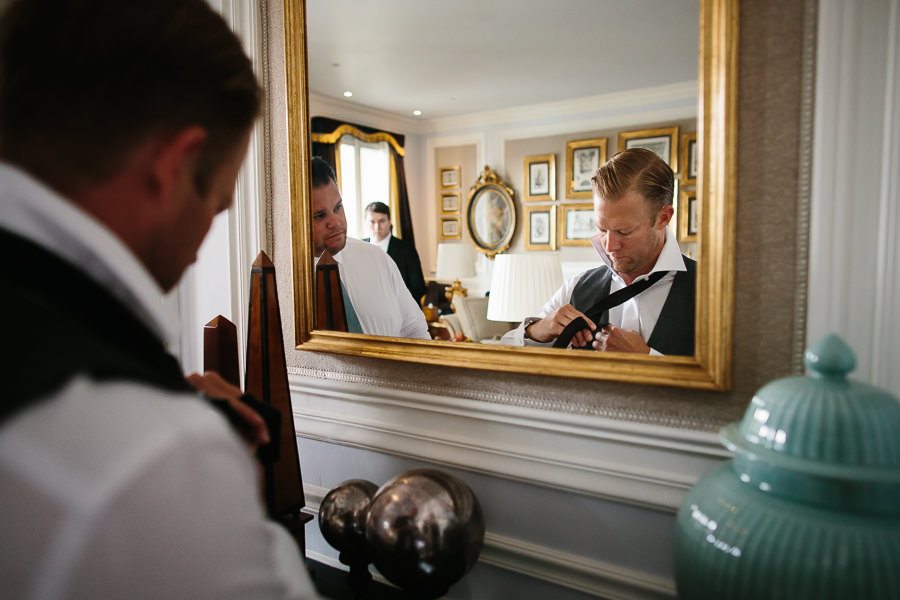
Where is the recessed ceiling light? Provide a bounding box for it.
[413,110,422,116]
[343,90,353,97]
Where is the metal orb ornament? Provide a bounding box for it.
[318,479,379,554]
[364,468,485,599]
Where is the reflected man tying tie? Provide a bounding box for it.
[311,157,429,339]
[501,148,695,355]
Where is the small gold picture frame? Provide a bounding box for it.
[617,126,680,173]
[440,192,460,213]
[680,132,698,186]
[678,189,698,243]
[566,138,607,199]
[523,154,556,202]
[524,205,556,251]
[440,216,461,239]
[558,202,594,247]
[439,166,460,189]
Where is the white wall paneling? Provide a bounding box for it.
[808,0,900,394]
[289,374,728,513]
[177,0,267,380]
[302,483,677,600]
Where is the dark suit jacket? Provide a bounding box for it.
[364,235,427,304]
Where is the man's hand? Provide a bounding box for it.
[526,304,596,347]
[186,371,270,450]
[593,325,651,354]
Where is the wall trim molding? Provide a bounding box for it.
[289,374,728,514]
[309,81,697,139]
[420,81,697,135]
[304,484,676,600]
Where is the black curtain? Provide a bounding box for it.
[310,117,415,247]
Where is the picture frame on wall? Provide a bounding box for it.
[440,217,461,239]
[617,126,680,173]
[678,189,698,243]
[566,138,607,199]
[524,205,556,251]
[439,166,460,189]
[680,132,698,185]
[441,192,460,213]
[558,203,594,247]
[523,154,556,202]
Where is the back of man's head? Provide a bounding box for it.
[0,0,262,196]
[591,148,674,218]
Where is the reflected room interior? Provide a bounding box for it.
[292,0,737,390]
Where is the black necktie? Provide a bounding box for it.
[552,270,667,348]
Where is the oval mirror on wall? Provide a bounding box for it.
[466,166,515,259]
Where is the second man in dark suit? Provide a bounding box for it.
[363,201,427,304]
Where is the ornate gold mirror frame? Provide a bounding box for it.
[284,0,737,390]
[466,166,516,259]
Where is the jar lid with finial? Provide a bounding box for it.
[719,333,900,512]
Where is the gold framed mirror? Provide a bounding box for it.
[284,0,737,390]
[466,166,516,259]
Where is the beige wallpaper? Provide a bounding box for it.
[503,116,698,256]
[266,0,815,433]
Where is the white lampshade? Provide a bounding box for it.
[435,243,476,280]
[487,253,563,322]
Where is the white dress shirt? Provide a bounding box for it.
[501,227,686,355]
[0,162,317,600]
[369,234,391,253]
[329,237,429,339]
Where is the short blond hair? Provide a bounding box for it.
[591,148,674,219]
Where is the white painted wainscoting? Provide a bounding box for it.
[289,373,729,599]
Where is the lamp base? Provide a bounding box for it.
[445,279,468,302]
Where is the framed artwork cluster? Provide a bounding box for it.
[520,124,698,250]
[438,165,461,240]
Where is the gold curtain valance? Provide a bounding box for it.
[311,124,406,157]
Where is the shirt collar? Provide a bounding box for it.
[0,162,179,345]
[371,235,390,252]
[589,226,686,283]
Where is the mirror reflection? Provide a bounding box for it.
[466,166,516,259]
[306,0,702,356]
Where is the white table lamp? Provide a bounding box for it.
[486,253,563,322]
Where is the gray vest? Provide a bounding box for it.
[569,258,696,356]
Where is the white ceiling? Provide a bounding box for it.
[306,0,699,121]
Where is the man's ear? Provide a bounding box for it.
[655,204,675,229]
[148,126,208,202]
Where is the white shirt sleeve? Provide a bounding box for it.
[66,430,316,600]
[500,273,583,346]
[337,238,429,340]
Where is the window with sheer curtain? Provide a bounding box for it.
[338,136,390,240]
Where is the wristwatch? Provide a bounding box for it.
[522,316,541,340]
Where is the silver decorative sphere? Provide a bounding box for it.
[364,468,484,598]
[318,479,378,554]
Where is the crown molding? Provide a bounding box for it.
[309,92,420,135]
[419,81,697,135]
[309,81,698,140]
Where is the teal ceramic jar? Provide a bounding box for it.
[674,335,900,599]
